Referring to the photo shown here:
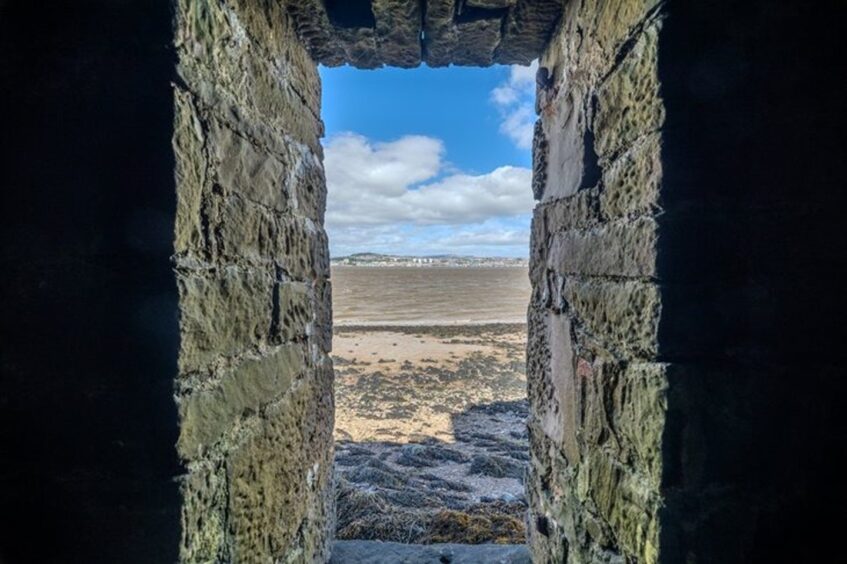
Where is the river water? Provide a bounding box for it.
[331,265,531,325]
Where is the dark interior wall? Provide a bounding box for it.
[0,1,181,562]
[657,0,846,561]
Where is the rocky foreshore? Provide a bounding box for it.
[332,324,529,544]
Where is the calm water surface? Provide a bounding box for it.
[332,266,531,325]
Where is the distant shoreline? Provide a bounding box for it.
[331,264,531,327]
[333,322,527,335]
[331,264,528,269]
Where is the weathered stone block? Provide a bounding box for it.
[180,460,229,562]
[422,0,458,68]
[174,90,208,258]
[212,194,279,264]
[451,17,503,67]
[210,119,292,212]
[569,0,663,78]
[276,216,331,281]
[226,364,334,562]
[314,278,333,353]
[541,187,602,233]
[594,23,664,159]
[532,120,548,200]
[529,211,549,289]
[177,344,308,459]
[564,278,660,360]
[274,281,312,343]
[547,217,658,279]
[285,0,348,67]
[544,313,580,464]
[579,449,660,562]
[178,266,274,372]
[539,88,591,202]
[467,0,516,8]
[210,201,329,280]
[175,0,322,151]
[497,0,563,65]
[578,361,667,485]
[334,27,382,69]
[526,416,572,563]
[373,0,423,68]
[599,133,662,220]
[229,0,322,111]
[292,151,328,223]
[615,363,667,484]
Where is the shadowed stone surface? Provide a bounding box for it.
[373,0,422,67]
[330,540,531,563]
[527,0,847,562]
[0,1,181,561]
[496,0,563,64]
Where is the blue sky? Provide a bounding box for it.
[320,61,538,258]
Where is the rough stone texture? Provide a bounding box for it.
[528,1,847,562]
[449,16,504,67]
[373,0,423,68]
[421,0,459,67]
[173,1,334,561]
[288,0,562,68]
[467,0,516,9]
[526,1,669,562]
[330,540,531,563]
[3,1,846,562]
[496,0,563,65]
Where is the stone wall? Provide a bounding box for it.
[527,1,666,561]
[173,1,334,561]
[527,1,846,562]
[288,0,563,68]
[3,1,845,561]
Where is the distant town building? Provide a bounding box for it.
[331,253,528,268]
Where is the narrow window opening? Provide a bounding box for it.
[321,62,536,548]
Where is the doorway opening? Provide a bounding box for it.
[321,63,535,546]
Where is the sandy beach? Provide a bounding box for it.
[334,324,526,442]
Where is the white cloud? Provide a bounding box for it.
[324,133,442,201]
[325,133,532,227]
[499,105,535,150]
[490,60,538,150]
[491,84,519,106]
[509,62,538,88]
[434,226,530,248]
[324,133,533,257]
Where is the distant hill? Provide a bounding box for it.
[332,253,528,268]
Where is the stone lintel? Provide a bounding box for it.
[373,0,423,68]
[289,0,562,68]
[496,0,563,65]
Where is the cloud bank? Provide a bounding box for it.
[324,133,533,257]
